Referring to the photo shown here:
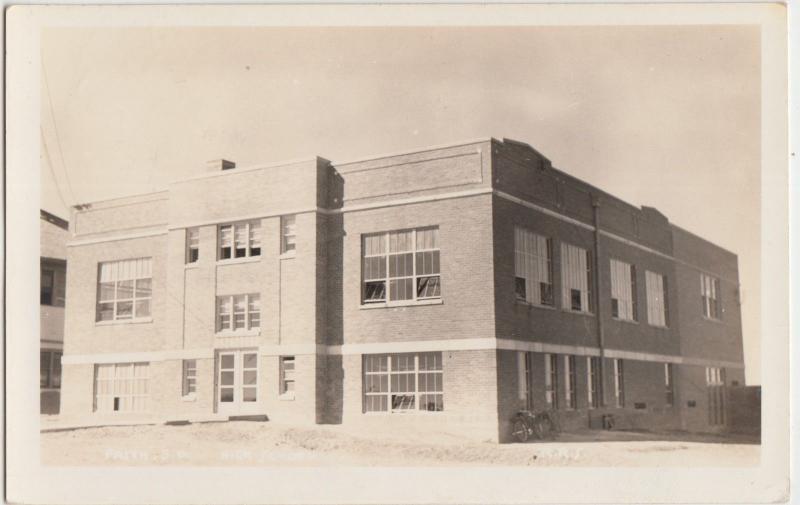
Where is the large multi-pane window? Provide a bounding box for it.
[216,293,260,332]
[610,259,637,321]
[218,221,261,260]
[362,227,441,304]
[544,353,559,408]
[701,274,721,320]
[514,228,553,306]
[96,258,153,322]
[94,362,149,412]
[644,271,669,327]
[706,366,725,386]
[561,244,593,313]
[664,363,675,407]
[613,358,625,408]
[40,350,62,389]
[563,355,577,409]
[517,351,533,410]
[587,357,600,409]
[186,228,200,264]
[363,352,443,413]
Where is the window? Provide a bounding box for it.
[218,221,261,260]
[514,228,554,306]
[614,359,625,408]
[281,215,297,253]
[96,258,153,322]
[361,227,441,304]
[646,271,669,327]
[186,228,200,264]
[587,357,600,409]
[706,366,725,386]
[40,350,62,389]
[280,356,295,395]
[41,268,54,305]
[363,352,443,413]
[544,353,559,408]
[94,362,149,412]
[561,243,593,313]
[564,355,577,409]
[701,274,721,319]
[610,259,637,321]
[182,360,197,397]
[517,351,533,410]
[217,293,260,332]
[664,363,674,407]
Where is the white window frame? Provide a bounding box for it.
[564,355,577,410]
[361,227,441,305]
[218,221,262,261]
[610,259,637,321]
[587,356,600,409]
[182,359,197,398]
[545,353,559,408]
[705,366,725,386]
[664,363,675,407]
[96,258,153,323]
[94,362,149,413]
[613,358,625,408]
[216,293,261,334]
[280,356,296,396]
[560,243,593,314]
[514,227,554,306]
[700,273,721,320]
[517,351,533,410]
[646,270,669,327]
[186,227,200,264]
[281,215,297,254]
[363,352,443,414]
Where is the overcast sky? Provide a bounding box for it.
[41,26,760,383]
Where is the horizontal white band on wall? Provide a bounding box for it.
[61,338,743,370]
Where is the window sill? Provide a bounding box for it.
[215,329,261,338]
[279,394,295,401]
[279,251,296,260]
[360,298,443,310]
[701,316,724,324]
[648,324,670,330]
[561,309,595,318]
[95,317,153,327]
[184,263,200,270]
[181,394,197,402]
[216,256,261,266]
[515,300,556,311]
[611,317,638,325]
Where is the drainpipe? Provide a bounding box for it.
[592,197,606,407]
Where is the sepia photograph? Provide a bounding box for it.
[6,3,790,504]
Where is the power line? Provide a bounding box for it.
[41,58,77,204]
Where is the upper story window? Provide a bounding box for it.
[560,243,593,313]
[645,271,669,327]
[97,258,152,322]
[700,273,721,320]
[706,366,725,386]
[281,215,297,254]
[41,268,55,305]
[217,293,260,333]
[218,221,261,260]
[514,227,553,306]
[186,228,200,264]
[664,363,675,407]
[610,259,637,321]
[361,227,441,304]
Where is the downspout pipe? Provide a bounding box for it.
[592,196,606,407]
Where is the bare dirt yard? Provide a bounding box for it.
[41,419,759,467]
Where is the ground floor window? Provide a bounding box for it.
[363,352,443,413]
[182,360,197,397]
[587,357,600,409]
[664,363,675,407]
[94,362,149,412]
[544,353,559,409]
[40,350,62,389]
[614,359,625,408]
[280,356,295,395]
[517,351,533,410]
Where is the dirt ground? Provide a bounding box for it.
[40,419,760,467]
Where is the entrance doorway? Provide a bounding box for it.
[216,349,259,415]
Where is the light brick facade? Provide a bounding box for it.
[59,138,746,442]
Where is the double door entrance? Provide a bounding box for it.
[216,349,259,415]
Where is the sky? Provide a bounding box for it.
[41,26,761,383]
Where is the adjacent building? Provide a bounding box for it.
[59,138,746,441]
[41,209,69,414]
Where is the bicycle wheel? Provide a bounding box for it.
[511,418,530,443]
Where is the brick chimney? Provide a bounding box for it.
[207,159,236,172]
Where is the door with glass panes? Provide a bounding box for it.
[216,349,259,415]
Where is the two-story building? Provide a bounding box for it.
[59,138,745,441]
[41,209,69,414]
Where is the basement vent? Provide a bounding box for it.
[687,400,697,408]
[634,402,647,410]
